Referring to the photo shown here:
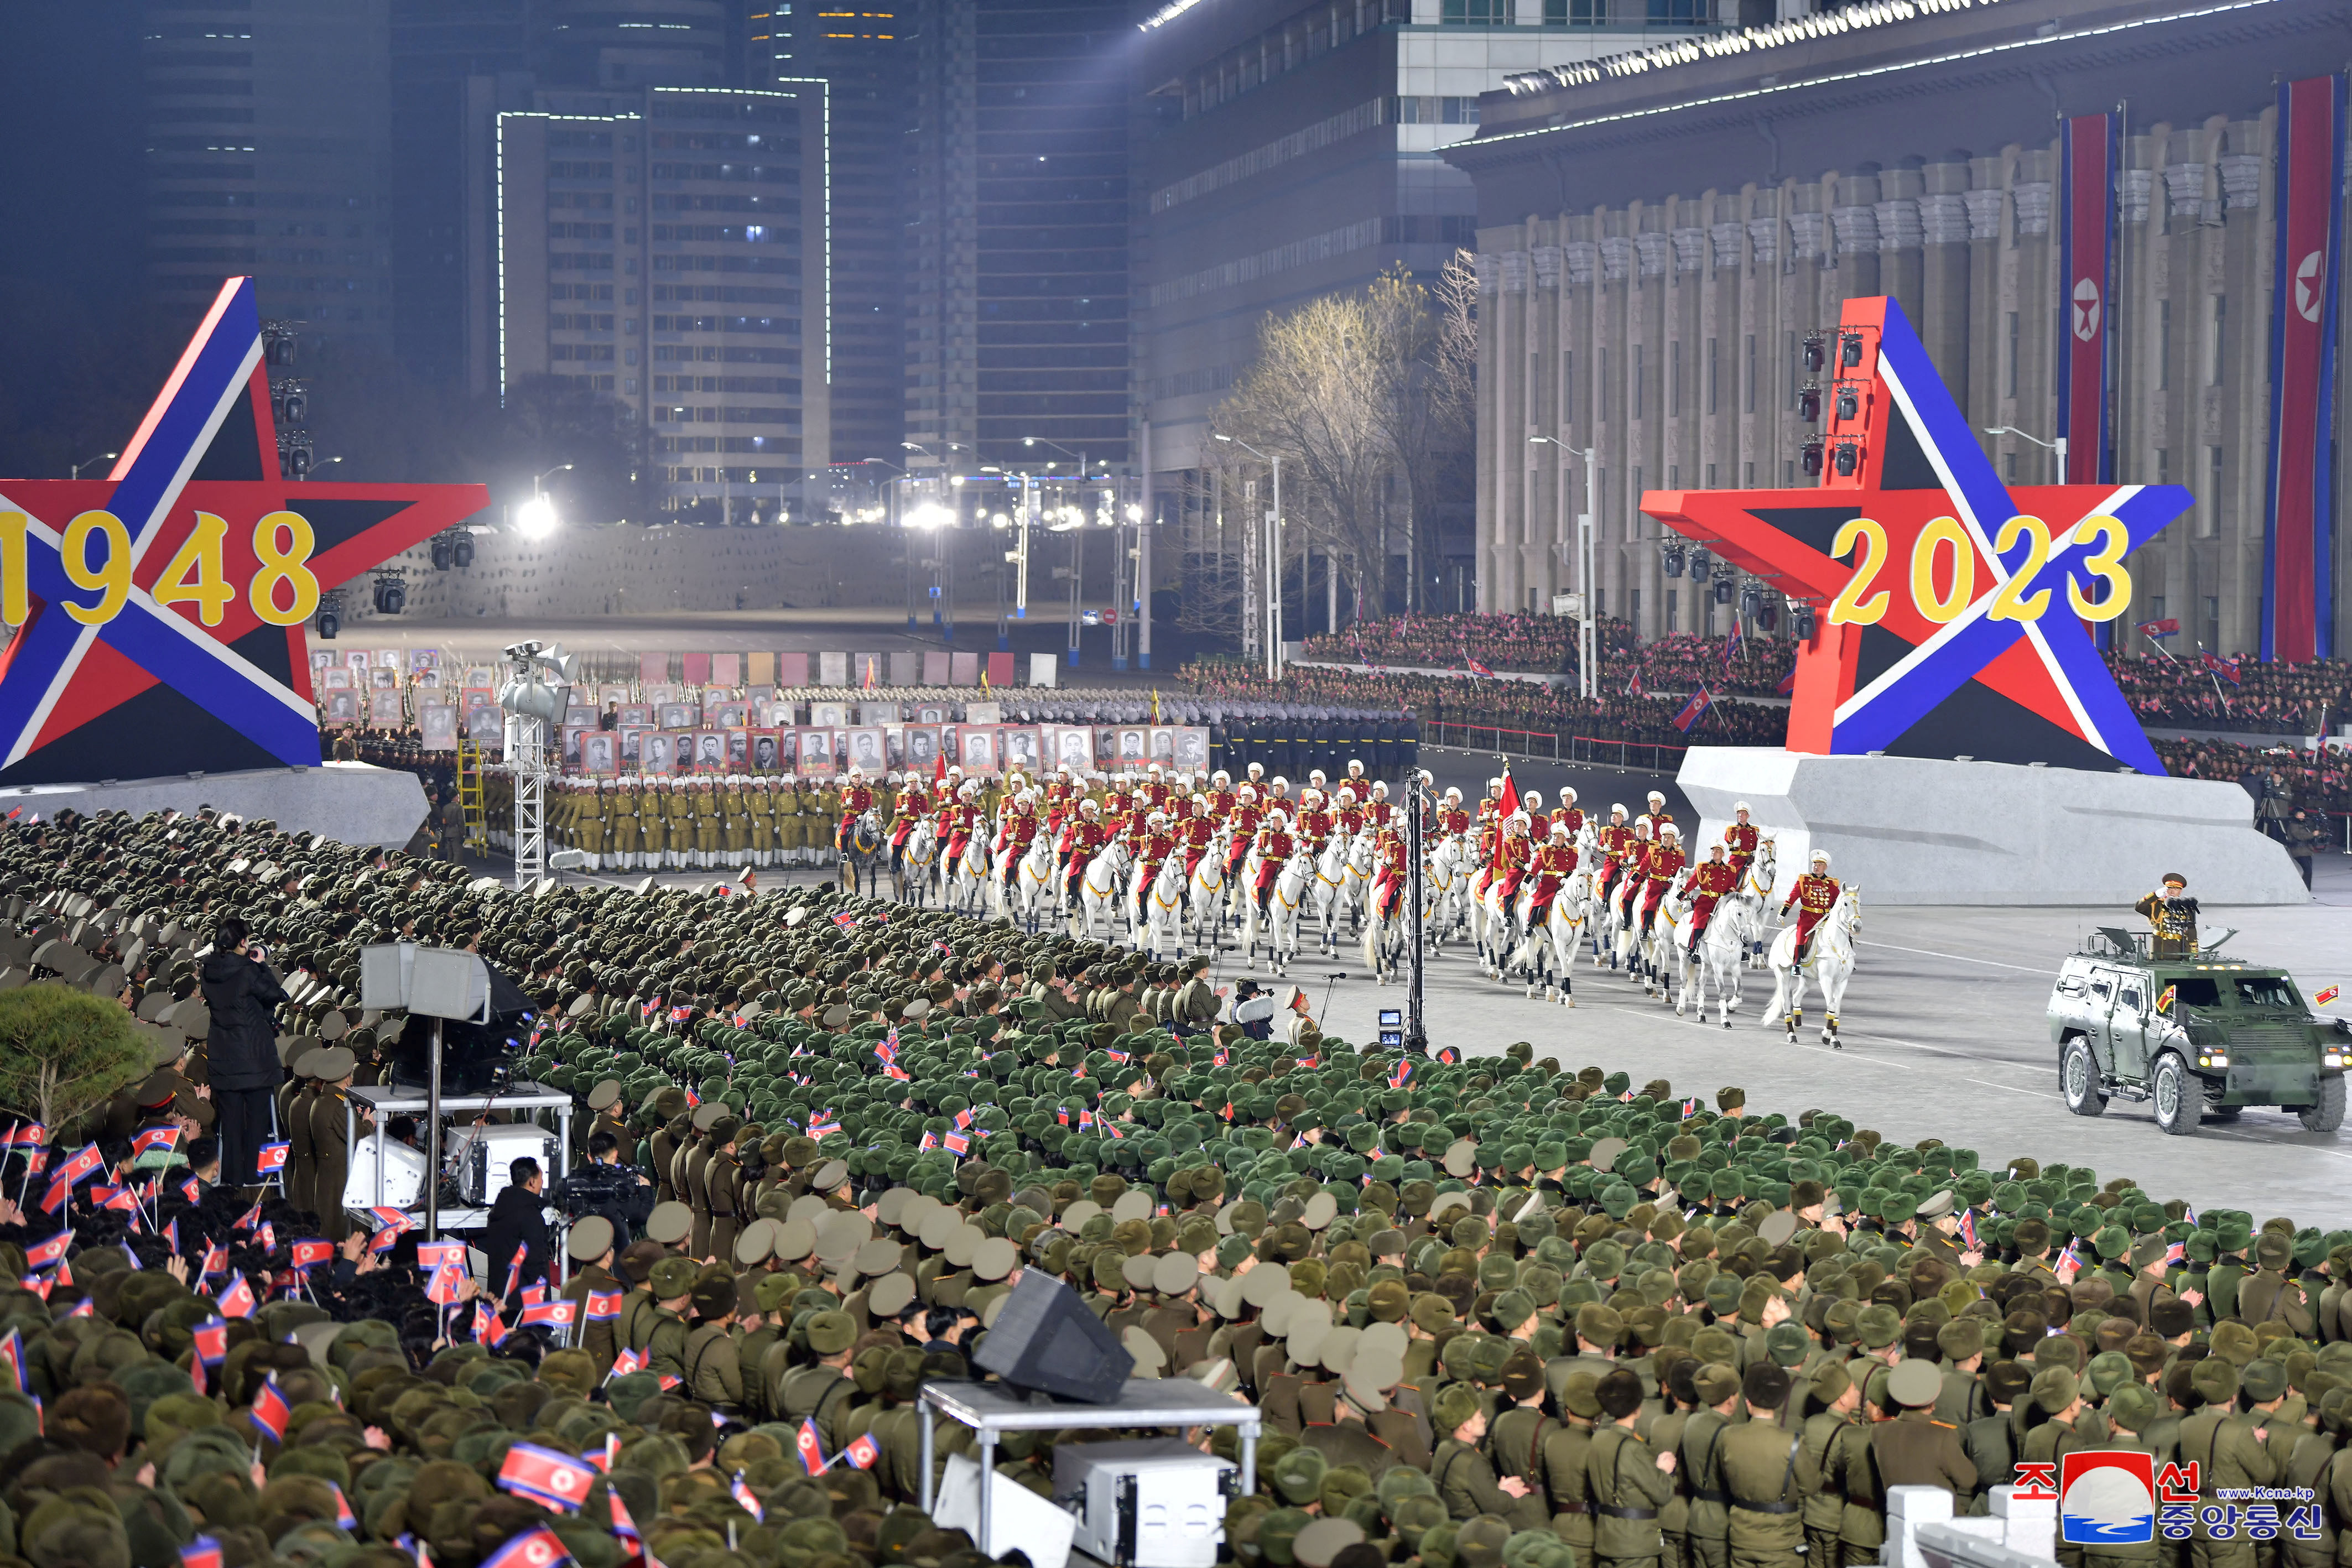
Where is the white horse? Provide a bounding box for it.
[1669,878,1763,1027]
[1506,866,1594,1004]
[1307,834,1354,956]
[1763,884,1861,1046]
[1134,853,1190,957]
[1073,841,1133,941]
[893,819,938,906]
[940,832,992,915]
[1242,845,1312,975]
[1420,835,1474,953]
[1186,837,1233,954]
[1362,873,1413,985]
[1336,830,1377,934]
[1004,831,1058,931]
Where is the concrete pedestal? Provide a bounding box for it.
[0,761,429,850]
[1677,748,2307,906]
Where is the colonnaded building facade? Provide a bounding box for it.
[1446,0,2351,659]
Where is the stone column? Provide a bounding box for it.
[1919,162,1972,408]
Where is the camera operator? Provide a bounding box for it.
[201,915,290,1193]
[552,1131,654,1245]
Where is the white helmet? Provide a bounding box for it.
[1246,762,1265,777]
[1443,786,1462,803]
[1661,823,1680,839]
[1147,762,1163,775]
[1487,777,1503,794]
[846,765,865,781]
[1211,769,1231,786]
[1611,803,1628,817]
[1270,776,1290,792]
[1523,790,1544,811]
[1812,850,1831,868]
[1308,769,1328,787]
[1371,780,1388,795]
[1335,786,1357,805]
[1347,758,1366,775]
[1237,784,1258,801]
[1560,787,1578,804]
[1080,798,1100,815]
[1148,811,1167,827]
[1734,800,1752,814]
[1647,790,1666,805]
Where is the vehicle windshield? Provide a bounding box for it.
[2164,978,2222,1009]
[2232,976,2302,1009]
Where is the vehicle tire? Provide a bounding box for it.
[2298,1075,2346,1134]
[2060,1039,2108,1118]
[2152,1055,2200,1137]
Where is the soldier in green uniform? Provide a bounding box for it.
[304,1044,367,1241]
[641,1256,697,1379]
[558,1215,623,1374]
[1591,1367,1678,1568]
[683,1267,748,1411]
[1718,1363,1817,1568]
[780,1310,862,1456]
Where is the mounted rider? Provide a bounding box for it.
[1723,801,1760,878]
[889,769,932,853]
[1527,819,1579,921]
[834,765,876,856]
[1781,850,1841,962]
[1593,803,1632,907]
[1551,785,1585,841]
[1226,784,1266,876]
[1060,796,1109,909]
[1491,812,1533,906]
[1640,820,1686,938]
[1683,837,1743,955]
[1294,788,1334,849]
[1333,784,1367,839]
[1252,805,1297,918]
[1371,819,1409,920]
[1179,794,1217,877]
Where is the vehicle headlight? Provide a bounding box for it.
[2325,1049,2345,1070]
[2195,1052,2230,1069]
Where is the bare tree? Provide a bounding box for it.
[1210,261,1476,623]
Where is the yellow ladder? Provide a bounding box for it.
[458,740,488,856]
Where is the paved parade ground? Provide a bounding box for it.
[533,850,2352,1222]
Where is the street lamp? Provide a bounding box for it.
[518,462,573,539]
[1215,433,1284,680]
[70,452,118,480]
[1531,436,1598,698]
[1023,437,1091,665]
[1984,425,2067,485]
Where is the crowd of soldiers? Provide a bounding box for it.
[3,804,2351,1568]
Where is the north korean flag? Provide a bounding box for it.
[730,1472,764,1523]
[199,1243,227,1279]
[610,1347,644,1378]
[474,1305,507,1347]
[12,1121,46,1147]
[25,1230,71,1270]
[132,1126,180,1158]
[192,1317,229,1365]
[57,1143,102,1186]
[795,1418,830,1475]
[257,1221,275,1252]
[216,1272,257,1319]
[37,1176,69,1216]
[953,1108,974,1130]
[180,1538,224,1568]
[943,1131,970,1157]
[585,1290,624,1321]
[607,1488,641,1544]
[254,1142,290,1175]
[180,1176,202,1204]
[504,1242,529,1298]
[425,1262,466,1305]
[842,1432,880,1471]
[165,1217,180,1253]
[0,1329,23,1392]
[368,1206,413,1232]
[479,1526,572,1568]
[292,1240,335,1269]
[249,1377,291,1442]
[331,1482,359,1530]
[498,1441,598,1512]
[416,1239,466,1270]
[233,1202,262,1232]
[519,1299,579,1331]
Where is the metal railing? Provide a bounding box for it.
[1423,720,1692,773]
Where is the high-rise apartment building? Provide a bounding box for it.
[495,83,830,520]
[904,0,1139,473]
[747,0,913,468]
[143,0,395,356]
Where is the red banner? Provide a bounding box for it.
[2058,112,2116,486]
[2262,75,2346,663]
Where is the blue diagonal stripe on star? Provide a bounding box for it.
[107,279,265,556]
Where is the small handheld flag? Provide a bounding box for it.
[498,1441,599,1512]
[843,1431,880,1471]
[131,1126,180,1159]
[254,1141,290,1175]
[795,1418,830,1475]
[249,1378,291,1442]
[2316,984,2341,1008]
[2155,984,2177,1013]
[181,1539,225,1568]
[192,1318,229,1365]
[731,1472,765,1522]
[585,1289,624,1321]
[0,1329,23,1392]
[478,1526,572,1568]
[216,1272,257,1319]
[520,1299,580,1331]
[24,1230,71,1270]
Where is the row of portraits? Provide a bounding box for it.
[552,723,1212,778]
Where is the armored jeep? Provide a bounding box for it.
[2047,928,2347,1135]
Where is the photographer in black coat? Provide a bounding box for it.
[484,1157,554,1314]
[201,915,289,1191]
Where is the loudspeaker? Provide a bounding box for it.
[974,1269,1133,1404]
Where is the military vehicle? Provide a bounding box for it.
[2048,928,2346,1135]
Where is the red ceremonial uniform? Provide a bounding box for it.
[1179,814,1216,874]
[1334,803,1368,837]
[1782,871,1841,956]
[836,782,876,847]
[1527,838,1578,911]
[1439,806,1471,837]
[1136,828,1177,883]
[1473,819,1504,894]
[1723,820,1760,875]
[1640,841,1686,928]
[939,800,977,859]
[1552,806,1585,841]
[1295,806,1333,843]
[1685,858,1741,940]
[1492,831,1532,902]
[1063,816,1109,877]
[1138,779,1173,810]
[890,784,930,848]
[1204,787,1236,818]
[1252,821,1295,904]
[1366,798,1394,827]
[1227,802,1265,869]
[1001,810,1040,854]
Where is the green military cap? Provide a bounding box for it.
[1432,1383,1482,1433]
[2030,1365,2079,1414]
[645,1201,692,1246]
[648,1257,698,1299]
[2241,1358,2290,1403]
[2190,1359,2239,1407]
[2108,1381,2159,1432]
[1692,1362,1740,1405]
[1886,1358,1941,1408]
[1856,1303,1902,1350]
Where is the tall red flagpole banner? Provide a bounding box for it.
[2058,111,2116,487]
[2261,74,2345,664]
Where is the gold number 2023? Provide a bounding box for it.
[1829,515,2131,626]
[0,509,318,628]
